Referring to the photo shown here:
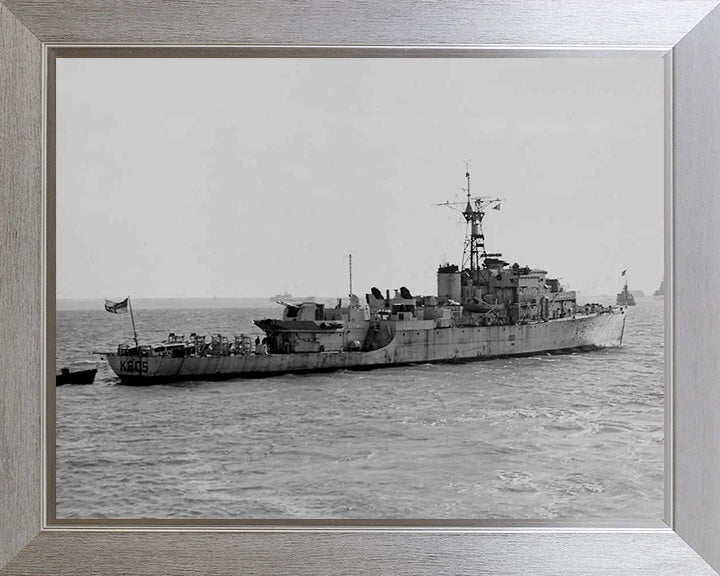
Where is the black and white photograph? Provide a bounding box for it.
[55,57,664,520]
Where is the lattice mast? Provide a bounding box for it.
[436,166,503,275]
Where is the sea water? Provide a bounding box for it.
[55,299,663,519]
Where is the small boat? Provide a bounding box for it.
[56,367,97,386]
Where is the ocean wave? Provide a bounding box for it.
[55,303,664,519]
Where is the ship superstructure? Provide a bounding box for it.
[105,169,626,384]
[434,169,579,324]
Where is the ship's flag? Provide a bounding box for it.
[105,298,129,314]
[621,269,627,277]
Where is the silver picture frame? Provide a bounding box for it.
[2,1,720,574]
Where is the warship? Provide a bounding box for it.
[105,169,626,384]
[268,292,293,302]
[616,273,637,306]
[653,280,664,298]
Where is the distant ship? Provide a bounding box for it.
[106,168,626,384]
[268,292,316,303]
[616,274,637,306]
[269,292,292,302]
[654,280,664,297]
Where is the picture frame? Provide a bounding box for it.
[2,1,720,574]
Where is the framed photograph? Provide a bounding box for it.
[2,2,720,575]
[53,54,666,524]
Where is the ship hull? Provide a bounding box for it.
[107,312,625,384]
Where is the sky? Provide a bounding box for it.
[56,58,664,300]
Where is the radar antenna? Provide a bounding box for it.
[435,165,503,274]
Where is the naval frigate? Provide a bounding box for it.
[105,169,626,384]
